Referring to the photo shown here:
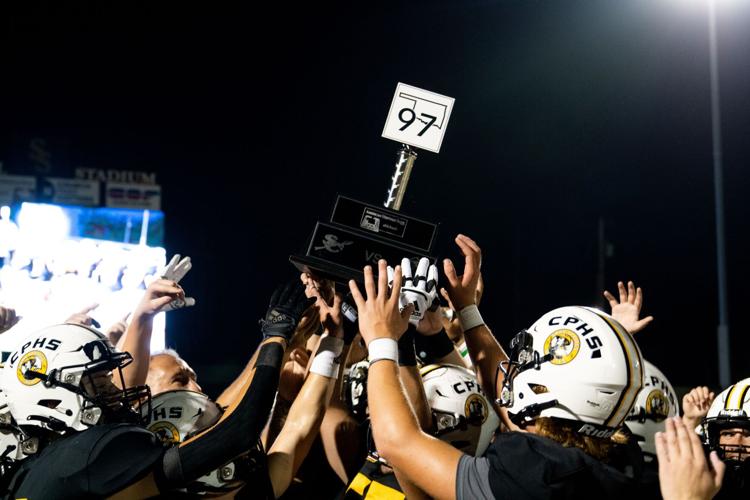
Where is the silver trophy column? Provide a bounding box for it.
[384,145,418,211]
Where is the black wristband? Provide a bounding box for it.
[398,326,417,367]
[415,329,455,365]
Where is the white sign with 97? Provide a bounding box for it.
[381,83,455,153]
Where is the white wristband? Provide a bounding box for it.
[367,338,399,366]
[310,335,345,379]
[459,305,485,332]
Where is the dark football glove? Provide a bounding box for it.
[260,280,315,341]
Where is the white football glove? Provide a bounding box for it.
[159,254,196,311]
[388,257,438,326]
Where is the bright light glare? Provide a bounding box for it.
[17,203,70,244]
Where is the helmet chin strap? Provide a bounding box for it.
[509,400,560,426]
[25,415,68,433]
[23,370,48,383]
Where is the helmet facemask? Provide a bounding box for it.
[706,419,750,462]
[433,403,487,454]
[497,330,557,425]
[421,364,500,457]
[18,337,150,431]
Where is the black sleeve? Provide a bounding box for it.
[158,341,284,489]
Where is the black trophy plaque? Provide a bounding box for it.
[290,196,438,284]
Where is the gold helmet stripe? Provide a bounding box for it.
[723,384,737,410]
[590,309,644,428]
[725,382,750,411]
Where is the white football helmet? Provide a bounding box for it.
[345,360,370,422]
[421,363,500,456]
[703,378,750,463]
[625,360,678,460]
[143,389,222,445]
[143,389,260,492]
[500,306,644,438]
[0,324,150,435]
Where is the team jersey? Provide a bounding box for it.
[3,423,164,499]
[343,455,404,500]
[457,432,639,499]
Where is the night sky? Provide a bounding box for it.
[2,0,749,397]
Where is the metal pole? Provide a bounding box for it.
[708,0,730,387]
[596,216,606,309]
[384,145,418,211]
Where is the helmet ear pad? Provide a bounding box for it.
[506,306,644,434]
[1,323,151,435]
[421,363,500,457]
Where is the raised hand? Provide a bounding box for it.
[388,257,438,326]
[302,273,345,340]
[105,312,131,345]
[443,234,482,311]
[65,303,100,328]
[348,260,412,346]
[603,280,653,335]
[656,416,725,500]
[416,307,444,336]
[133,279,186,318]
[0,306,20,334]
[261,280,316,341]
[682,386,715,430]
[158,254,195,311]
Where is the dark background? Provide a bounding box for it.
[1,0,749,397]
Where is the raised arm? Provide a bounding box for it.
[117,278,186,388]
[443,235,508,402]
[117,254,194,388]
[155,280,312,491]
[350,260,463,500]
[266,291,344,497]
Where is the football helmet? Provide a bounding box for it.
[142,389,222,445]
[344,360,370,422]
[421,363,500,456]
[0,323,150,434]
[499,306,644,438]
[625,360,678,460]
[143,389,262,492]
[703,378,750,464]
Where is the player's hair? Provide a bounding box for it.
[151,348,184,361]
[533,417,628,462]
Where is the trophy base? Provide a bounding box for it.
[289,255,364,285]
